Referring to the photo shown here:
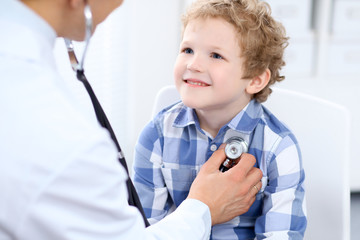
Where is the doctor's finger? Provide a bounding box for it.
[200,148,226,172]
[227,153,257,177]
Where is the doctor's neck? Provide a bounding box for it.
[21,0,88,41]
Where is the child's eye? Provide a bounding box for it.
[211,52,223,59]
[183,48,194,54]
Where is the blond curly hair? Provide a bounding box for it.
[181,0,289,102]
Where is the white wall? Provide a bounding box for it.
[126,0,185,166]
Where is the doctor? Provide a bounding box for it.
[0,0,263,239]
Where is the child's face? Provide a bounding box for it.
[174,17,252,113]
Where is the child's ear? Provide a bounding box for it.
[246,69,271,94]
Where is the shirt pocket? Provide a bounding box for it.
[161,167,198,206]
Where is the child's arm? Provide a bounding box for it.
[255,133,307,239]
[133,121,171,225]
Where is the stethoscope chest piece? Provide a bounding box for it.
[225,136,248,159]
[220,136,248,172]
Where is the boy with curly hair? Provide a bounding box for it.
[133,0,307,239]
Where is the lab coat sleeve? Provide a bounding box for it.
[146,198,211,239]
[16,134,211,240]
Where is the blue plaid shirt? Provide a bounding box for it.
[133,99,307,239]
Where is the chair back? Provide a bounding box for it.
[152,85,182,117]
[264,87,351,240]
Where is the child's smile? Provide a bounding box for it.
[184,79,210,87]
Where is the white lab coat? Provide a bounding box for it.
[0,0,211,239]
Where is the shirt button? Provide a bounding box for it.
[210,144,217,151]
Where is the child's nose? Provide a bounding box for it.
[187,54,204,72]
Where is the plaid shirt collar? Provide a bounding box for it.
[172,99,263,135]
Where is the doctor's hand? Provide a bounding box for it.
[187,148,262,226]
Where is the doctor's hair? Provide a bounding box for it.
[181,0,289,102]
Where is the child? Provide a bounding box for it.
[133,0,307,239]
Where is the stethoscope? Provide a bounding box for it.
[220,136,248,172]
[64,2,92,74]
[63,3,150,227]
